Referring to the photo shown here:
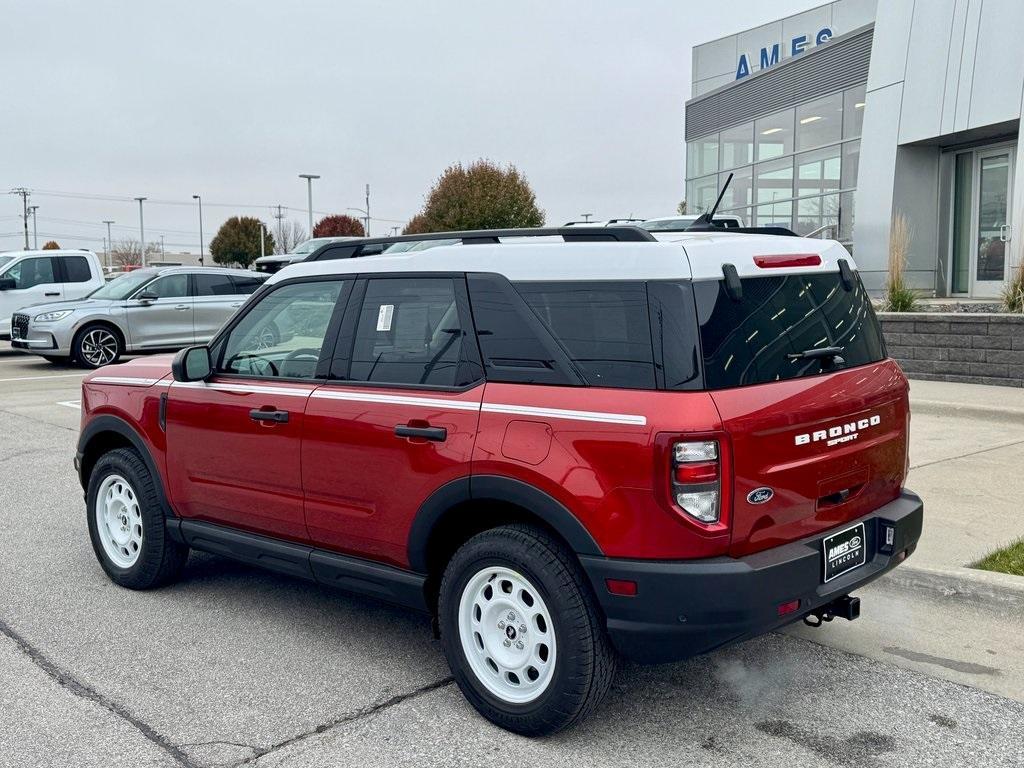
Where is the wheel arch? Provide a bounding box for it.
[77,415,175,519]
[408,475,604,609]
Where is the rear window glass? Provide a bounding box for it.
[514,281,656,390]
[693,272,885,389]
[63,255,93,283]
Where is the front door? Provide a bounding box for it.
[125,273,194,349]
[972,147,1014,298]
[164,278,347,541]
[302,275,484,567]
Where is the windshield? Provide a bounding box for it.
[88,271,156,300]
[0,255,15,272]
[640,218,696,231]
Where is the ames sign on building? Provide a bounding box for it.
[686,0,1024,299]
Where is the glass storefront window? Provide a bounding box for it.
[687,136,719,178]
[719,165,753,211]
[796,93,843,151]
[687,174,720,213]
[796,146,841,198]
[839,191,856,244]
[841,141,860,190]
[755,200,792,230]
[720,122,754,170]
[754,157,793,204]
[843,84,866,139]
[755,109,794,161]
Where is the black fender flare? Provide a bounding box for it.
[406,474,604,573]
[76,414,176,519]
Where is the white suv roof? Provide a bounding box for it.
[274,233,856,284]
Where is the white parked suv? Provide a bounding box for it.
[0,250,104,340]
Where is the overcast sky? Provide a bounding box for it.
[3,0,818,253]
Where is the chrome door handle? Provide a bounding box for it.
[230,302,242,308]
[174,304,189,310]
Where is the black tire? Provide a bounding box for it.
[86,447,189,589]
[438,524,617,736]
[72,322,123,369]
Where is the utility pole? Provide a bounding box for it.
[160,234,165,258]
[274,205,286,254]
[192,195,205,265]
[259,219,266,260]
[103,221,115,268]
[365,183,371,237]
[298,174,319,237]
[10,188,30,249]
[134,197,147,267]
[391,226,400,236]
[28,205,39,249]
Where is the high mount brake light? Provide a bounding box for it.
[672,440,721,524]
[753,253,822,268]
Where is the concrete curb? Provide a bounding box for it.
[910,399,1024,424]
[879,563,1024,610]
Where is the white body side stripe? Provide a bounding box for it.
[309,389,479,411]
[482,402,647,426]
[90,376,164,387]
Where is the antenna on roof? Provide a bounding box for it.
[686,172,733,231]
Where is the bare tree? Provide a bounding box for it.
[273,219,308,254]
[110,238,161,268]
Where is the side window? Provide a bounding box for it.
[230,275,265,295]
[340,277,477,388]
[514,281,656,390]
[219,280,343,379]
[193,272,235,296]
[142,274,189,299]
[62,256,93,283]
[5,257,56,289]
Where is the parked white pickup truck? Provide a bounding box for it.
[0,249,104,340]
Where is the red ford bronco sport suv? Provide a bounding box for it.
[76,226,922,735]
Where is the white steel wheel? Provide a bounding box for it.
[458,567,557,705]
[79,327,119,367]
[95,474,144,569]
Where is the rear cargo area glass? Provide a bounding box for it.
[693,273,885,389]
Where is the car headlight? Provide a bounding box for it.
[34,310,73,322]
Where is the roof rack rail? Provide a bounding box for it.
[664,225,799,237]
[327,227,657,245]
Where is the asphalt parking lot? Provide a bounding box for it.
[2,345,1024,768]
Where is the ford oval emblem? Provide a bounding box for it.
[747,487,774,505]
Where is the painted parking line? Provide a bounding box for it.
[0,372,87,383]
[57,400,81,410]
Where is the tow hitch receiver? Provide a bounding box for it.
[803,595,860,627]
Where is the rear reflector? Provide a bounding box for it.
[606,578,638,596]
[754,253,822,268]
[674,461,718,484]
[777,599,801,616]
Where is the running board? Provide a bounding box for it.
[167,518,428,612]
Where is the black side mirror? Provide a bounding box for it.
[172,345,212,382]
[0,277,16,291]
[137,291,159,303]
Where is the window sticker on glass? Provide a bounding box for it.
[376,303,394,332]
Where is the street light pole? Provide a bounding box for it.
[28,205,38,249]
[192,194,205,266]
[103,221,114,268]
[134,197,147,267]
[298,174,319,237]
[365,184,370,237]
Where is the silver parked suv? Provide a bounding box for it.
[10,266,267,368]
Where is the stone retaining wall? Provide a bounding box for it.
[879,312,1024,387]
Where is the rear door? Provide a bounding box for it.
[192,271,241,342]
[125,273,194,348]
[302,274,483,567]
[692,270,908,556]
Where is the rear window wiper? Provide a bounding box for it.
[787,346,846,367]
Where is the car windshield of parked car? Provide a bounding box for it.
[640,218,696,231]
[87,271,156,300]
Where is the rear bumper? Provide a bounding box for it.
[580,489,923,663]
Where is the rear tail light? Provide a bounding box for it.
[672,440,721,524]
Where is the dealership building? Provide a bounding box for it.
[685,0,1024,298]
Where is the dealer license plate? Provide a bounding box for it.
[822,522,866,582]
